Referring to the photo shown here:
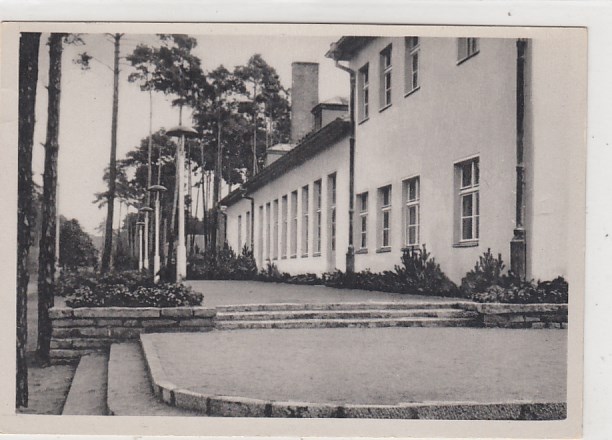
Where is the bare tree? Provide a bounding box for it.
[17,31,41,408]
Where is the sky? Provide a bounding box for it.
[32,33,348,235]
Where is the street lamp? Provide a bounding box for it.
[136,221,145,271]
[167,124,198,282]
[139,206,154,271]
[147,184,167,283]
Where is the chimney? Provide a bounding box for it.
[290,62,319,143]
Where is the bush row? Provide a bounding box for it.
[187,245,568,304]
[56,270,203,308]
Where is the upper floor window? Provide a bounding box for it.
[457,158,480,242]
[358,63,369,121]
[457,38,479,64]
[379,45,392,109]
[403,177,420,247]
[405,37,420,95]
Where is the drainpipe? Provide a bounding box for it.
[511,38,528,279]
[333,59,356,273]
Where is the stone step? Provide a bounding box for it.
[216,308,478,321]
[62,352,109,415]
[215,316,478,330]
[107,342,200,416]
[216,301,471,313]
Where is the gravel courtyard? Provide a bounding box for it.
[149,326,567,405]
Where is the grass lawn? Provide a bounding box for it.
[149,326,567,405]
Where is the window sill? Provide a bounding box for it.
[301,254,309,258]
[453,241,479,248]
[404,86,420,98]
[358,117,369,125]
[376,247,392,253]
[355,248,368,255]
[456,50,480,66]
[378,103,392,113]
[272,258,278,261]
[313,252,322,258]
[281,256,287,260]
[290,255,297,259]
[401,245,420,252]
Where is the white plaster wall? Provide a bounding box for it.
[349,37,517,282]
[225,137,350,275]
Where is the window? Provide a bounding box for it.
[258,205,264,263]
[328,173,337,252]
[265,202,271,259]
[291,190,298,257]
[457,38,479,63]
[301,185,309,256]
[378,185,392,249]
[380,45,392,108]
[237,215,242,250]
[358,192,368,250]
[457,158,480,242]
[314,180,322,255]
[358,63,369,121]
[405,37,420,94]
[403,177,420,247]
[281,195,288,258]
[245,210,251,250]
[273,199,279,259]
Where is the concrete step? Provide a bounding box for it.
[107,342,200,416]
[216,301,471,313]
[216,308,478,321]
[62,352,108,415]
[215,316,478,330]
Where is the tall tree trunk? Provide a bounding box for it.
[211,117,222,255]
[17,31,41,408]
[37,33,64,364]
[100,33,122,273]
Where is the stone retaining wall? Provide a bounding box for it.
[49,306,216,364]
[464,303,568,329]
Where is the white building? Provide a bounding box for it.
[222,35,584,283]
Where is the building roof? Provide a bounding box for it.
[311,96,349,114]
[221,118,351,206]
[325,37,376,61]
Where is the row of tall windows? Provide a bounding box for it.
[358,37,479,121]
[356,157,479,252]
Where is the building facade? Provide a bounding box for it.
[223,35,584,283]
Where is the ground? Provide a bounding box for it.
[149,326,567,405]
[185,279,459,307]
[17,282,75,415]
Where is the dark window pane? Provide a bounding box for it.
[462,194,473,217]
[462,218,473,240]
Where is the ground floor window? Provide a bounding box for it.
[403,177,420,247]
[314,179,322,255]
[378,185,392,249]
[358,192,368,250]
[456,157,480,242]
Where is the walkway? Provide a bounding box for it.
[185,280,464,307]
[144,326,567,406]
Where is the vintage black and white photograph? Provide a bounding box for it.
[4,21,586,437]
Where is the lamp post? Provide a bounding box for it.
[167,125,198,282]
[136,221,145,271]
[140,206,154,271]
[148,184,167,283]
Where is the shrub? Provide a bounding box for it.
[257,262,291,282]
[460,248,508,295]
[64,281,203,308]
[471,276,568,304]
[187,245,258,280]
[394,246,459,297]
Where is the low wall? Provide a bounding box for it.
[464,303,568,329]
[49,306,216,364]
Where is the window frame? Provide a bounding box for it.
[290,190,298,258]
[403,176,420,247]
[457,158,480,243]
[237,214,242,250]
[358,192,369,251]
[457,37,479,65]
[301,184,309,257]
[405,37,420,96]
[358,63,370,122]
[265,202,271,260]
[314,179,322,256]
[379,44,393,110]
[281,195,288,259]
[378,185,392,250]
[328,173,337,253]
[272,199,279,260]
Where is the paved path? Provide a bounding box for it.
[63,353,108,415]
[145,327,567,406]
[107,342,200,416]
[186,280,462,307]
